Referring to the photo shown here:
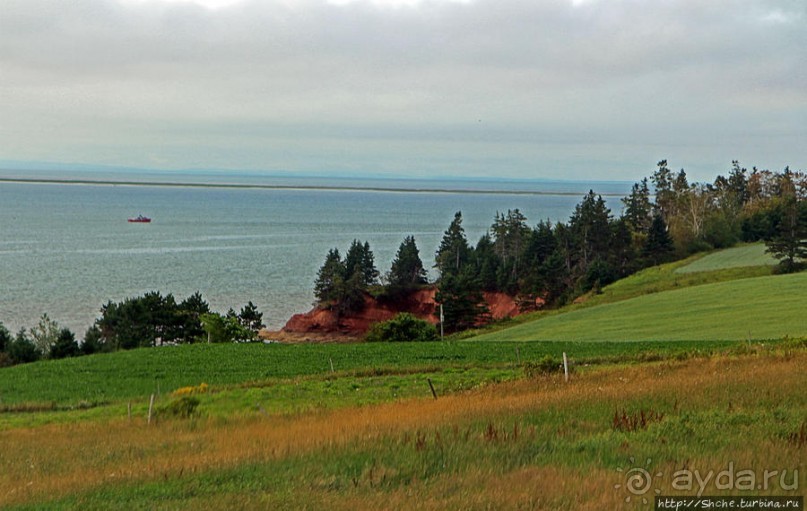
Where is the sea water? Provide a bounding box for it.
[0,172,630,336]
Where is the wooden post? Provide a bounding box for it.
[427,378,438,400]
[147,394,155,425]
[562,352,569,383]
[127,402,132,420]
[516,346,521,365]
[329,357,335,373]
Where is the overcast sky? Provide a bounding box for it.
[1,0,804,181]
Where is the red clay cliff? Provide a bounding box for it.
[266,287,526,342]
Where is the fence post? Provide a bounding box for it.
[147,394,155,425]
[563,352,569,383]
[427,378,438,400]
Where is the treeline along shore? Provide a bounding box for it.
[1,160,805,363]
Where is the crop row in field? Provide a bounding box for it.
[0,339,745,407]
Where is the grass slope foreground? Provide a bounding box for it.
[473,271,807,343]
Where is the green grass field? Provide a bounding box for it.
[0,339,741,409]
[675,243,777,273]
[471,271,807,342]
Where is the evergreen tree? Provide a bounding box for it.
[177,292,210,343]
[520,220,556,296]
[473,234,500,292]
[336,271,367,315]
[313,245,368,314]
[387,235,428,289]
[765,197,807,273]
[569,191,612,274]
[238,301,265,334]
[8,329,40,364]
[81,325,105,355]
[50,328,80,359]
[642,214,675,266]
[538,248,570,305]
[344,240,379,288]
[609,217,637,277]
[524,220,557,265]
[0,322,11,353]
[434,268,487,333]
[622,178,653,234]
[95,291,202,349]
[435,211,471,278]
[651,159,675,222]
[314,248,346,304]
[490,209,530,279]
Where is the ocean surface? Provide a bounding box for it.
[0,170,631,337]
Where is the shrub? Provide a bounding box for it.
[156,396,201,420]
[172,383,209,397]
[523,355,563,377]
[365,313,438,343]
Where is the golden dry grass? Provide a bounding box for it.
[1,350,805,509]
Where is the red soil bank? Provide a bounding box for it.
[275,288,525,340]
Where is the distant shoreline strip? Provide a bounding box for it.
[0,177,623,197]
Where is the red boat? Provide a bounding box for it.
[128,214,152,223]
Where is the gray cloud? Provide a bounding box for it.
[1,0,804,180]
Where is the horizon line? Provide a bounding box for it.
[0,176,627,197]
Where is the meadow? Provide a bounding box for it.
[470,270,806,342]
[1,344,804,510]
[674,243,778,273]
[1,337,756,409]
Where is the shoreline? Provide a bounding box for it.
[0,177,625,197]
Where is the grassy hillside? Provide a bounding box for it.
[2,348,804,510]
[675,243,777,273]
[471,271,807,342]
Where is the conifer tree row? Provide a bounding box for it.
[312,161,805,333]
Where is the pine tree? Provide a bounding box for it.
[238,301,265,334]
[314,248,346,304]
[765,197,807,273]
[622,178,653,234]
[344,240,379,288]
[50,328,80,359]
[473,234,500,292]
[434,268,487,333]
[569,191,612,273]
[387,236,428,289]
[642,214,675,266]
[490,209,530,281]
[435,211,471,278]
